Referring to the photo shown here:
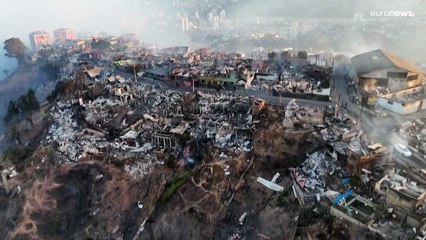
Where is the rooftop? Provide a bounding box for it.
[376,170,426,202]
[351,49,424,75]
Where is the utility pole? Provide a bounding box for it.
[279,90,282,105]
[133,65,137,82]
[359,103,364,126]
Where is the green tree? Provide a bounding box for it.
[1,146,35,167]
[297,51,308,59]
[4,38,27,66]
[268,51,278,62]
[4,101,20,123]
[26,89,39,111]
[280,51,290,60]
[3,89,39,124]
[6,123,22,145]
[18,89,39,112]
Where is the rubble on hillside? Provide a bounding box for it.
[42,78,260,170]
[399,118,426,155]
[2,56,424,240]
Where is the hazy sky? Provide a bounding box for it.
[1,0,424,42]
[0,0,424,54]
[0,0,424,78]
[0,0,150,42]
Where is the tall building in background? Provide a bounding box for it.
[353,12,364,24]
[181,15,189,31]
[219,9,226,23]
[208,12,214,23]
[214,15,220,30]
[53,28,77,42]
[29,31,52,51]
[118,33,139,43]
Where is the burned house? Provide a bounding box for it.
[374,169,426,228]
[152,131,175,149]
[85,66,104,79]
[158,46,190,56]
[352,49,425,114]
[144,67,170,81]
[346,142,388,174]
[329,193,382,226]
[399,119,426,156]
[251,98,266,115]
[305,64,332,86]
[270,63,332,102]
[1,164,18,195]
[295,107,324,125]
[151,120,191,149]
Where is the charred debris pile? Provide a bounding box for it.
[1,71,421,240]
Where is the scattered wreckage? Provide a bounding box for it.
[42,77,260,176]
[399,119,426,156]
[30,67,425,240]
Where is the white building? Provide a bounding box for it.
[353,12,364,23]
[352,49,425,114]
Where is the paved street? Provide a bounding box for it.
[118,67,426,168]
[332,64,426,168]
[148,77,331,109]
[115,69,332,109]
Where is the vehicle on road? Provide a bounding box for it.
[394,143,412,157]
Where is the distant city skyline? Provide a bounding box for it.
[1,0,423,42]
[1,0,425,81]
[0,0,146,42]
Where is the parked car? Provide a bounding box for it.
[394,144,412,157]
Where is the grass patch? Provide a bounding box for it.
[160,170,192,202]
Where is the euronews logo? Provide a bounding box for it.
[370,10,415,17]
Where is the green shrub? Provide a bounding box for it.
[1,146,35,166]
[4,89,39,124]
[165,154,177,169]
[160,170,192,202]
[47,81,65,103]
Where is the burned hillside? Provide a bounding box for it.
[0,77,316,239]
[0,67,420,240]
